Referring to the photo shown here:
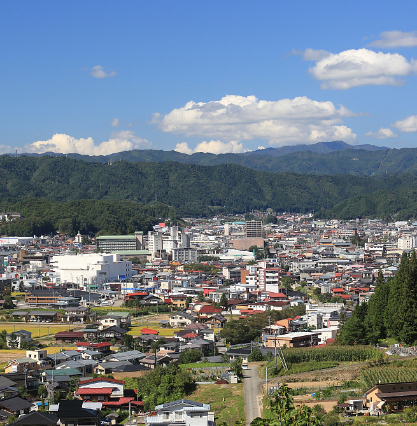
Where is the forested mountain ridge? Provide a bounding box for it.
[22,142,417,176]
[1,155,417,219]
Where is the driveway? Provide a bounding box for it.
[243,365,263,426]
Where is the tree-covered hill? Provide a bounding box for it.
[22,144,417,177]
[0,198,176,237]
[2,155,417,219]
[315,186,417,221]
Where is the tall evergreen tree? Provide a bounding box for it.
[367,269,389,343]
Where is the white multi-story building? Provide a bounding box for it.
[398,235,417,250]
[51,253,132,288]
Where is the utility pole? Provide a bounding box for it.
[274,330,277,368]
[266,366,268,408]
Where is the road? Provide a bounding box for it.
[243,365,263,426]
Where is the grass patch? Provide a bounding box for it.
[180,363,230,369]
[187,383,245,425]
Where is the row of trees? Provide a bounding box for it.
[341,252,417,345]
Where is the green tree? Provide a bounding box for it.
[123,334,134,350]
[367,269,389,343]
[185,296,192,308]
[340,302,369,345]
[248,347,264,362]
[197,291,205,302]
[219,293,228,309]
[230,357,243,378]
[280,276,293,290]
[178,349,202,364]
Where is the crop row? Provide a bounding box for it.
[362,367,417,389]
[282,345,383,364]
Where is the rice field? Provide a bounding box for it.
[0,324,73,337]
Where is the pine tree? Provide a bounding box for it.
[367,269,389,343]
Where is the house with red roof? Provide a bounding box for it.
[77,377,125,400]
[197,305,222,318]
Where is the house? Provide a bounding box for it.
[140,354,172,369]
[41,368,83,383]
[54,331,85,342]
[170,295,188,309]
[145,399,215,426]
[56,400,100,426]
[63,307,90,323]
[0,396,34,416]
[105,350,146,364]
[98,325,127,340]
[76,342,112,354]
[77,377,124,401]
[111,311,131,327]
[98,315,122,329]
[7,411,58,426]
[365,382,417,412]
[5,357,40,374]
[225,347,252,363]
[274,331,320,348]
[169,312,196,327]
[6,330,32,349]
[26,310,61,322]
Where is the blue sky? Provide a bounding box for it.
[2,0,417,155]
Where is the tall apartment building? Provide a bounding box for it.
[96,231,145,253]
[245,221,266,238]
[398,235,417,250]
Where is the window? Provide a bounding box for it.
[98,395,104,401]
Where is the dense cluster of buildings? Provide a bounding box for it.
[0,213,416,421]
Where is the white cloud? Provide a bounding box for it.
[24,131,154,156]
[111,118,120,127]
[157,95,357,145]
[369,31,417,48]
[308,48,417,89]
[175,140,248,155]
[0,144,14,155]
[365,127,398,139]
[290,48,331,61]
[393,115,417,133]
[90,65,117,79]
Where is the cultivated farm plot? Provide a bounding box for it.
[127,325,181,337]
[0,324,72,337]
[362,366,417,389]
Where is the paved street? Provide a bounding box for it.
[243,365,263,426]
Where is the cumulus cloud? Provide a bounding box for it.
[90,65,117,78]
[365,127,398,139]
[369,31,417,48]
[111,118,120,127]
[156,95,357,146]
[393,115,417,133]
[308,48,417,89]
[175,140,248,155]
[23,131,154,156]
